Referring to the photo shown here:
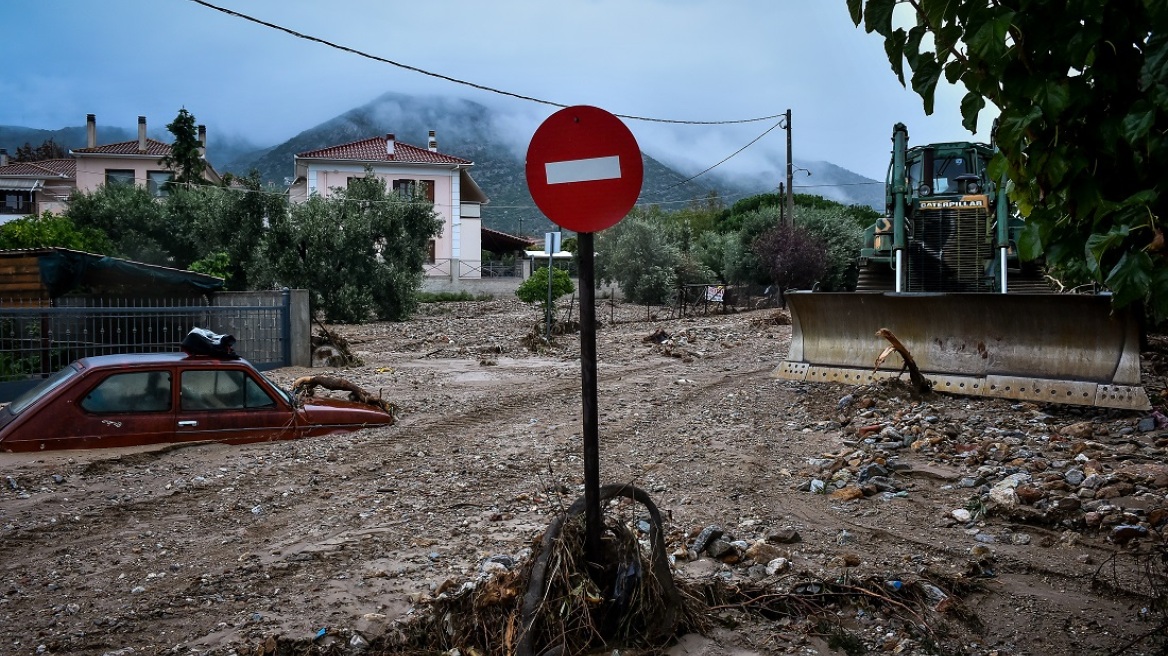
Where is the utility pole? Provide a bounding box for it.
[785,108,794,226]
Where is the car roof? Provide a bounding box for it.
[75,352,252,370]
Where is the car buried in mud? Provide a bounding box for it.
[0,352,394,452]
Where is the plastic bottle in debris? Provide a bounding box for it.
[918,582,950,610]
[885,580,903,592]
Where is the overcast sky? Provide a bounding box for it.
[0,0,997,183]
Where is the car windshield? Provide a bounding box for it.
[7,364,80,415]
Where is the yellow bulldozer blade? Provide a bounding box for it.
[776,291,1150,410]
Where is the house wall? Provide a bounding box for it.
[303,163,479,278]
[74,156,167,193]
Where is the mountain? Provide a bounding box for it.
[3,93,884,236]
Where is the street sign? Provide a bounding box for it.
[525,105,643,233]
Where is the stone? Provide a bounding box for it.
[1015,485,1045,505]
[1010,533,1032,545]
[1095,482,1135,499]
[767,529,802,544]
[765,557,792,576]
[830,486,864,501]
[1064,469,1086,486]
[706,539,740,563]
[809,479,826,494]
[1061,422,1095,439]
[691,525,724,554]
[1110,524,1149,545]
[747,564,769,580]
[1148,508,1167,528]
[745,540,784,564]
[1056,496,1082,512]
[857,462,889,482]
[1138,417,1157,433]
[974,532,996,544]
[952,508,973,523]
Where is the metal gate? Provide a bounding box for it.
[0,291,293,402]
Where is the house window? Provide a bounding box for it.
[105,169,135,186]
[393,179,416,196]
[2,193,28,213]
[147,170,174,197]
[393,179,435,202]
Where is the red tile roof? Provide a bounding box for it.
[72,138,172,157]
[0,159,76,178]
[297,136,471,165]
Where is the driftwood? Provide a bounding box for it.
[874,327,932,394]
[292,375,396,420]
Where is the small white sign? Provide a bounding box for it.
[545,231,562,255]
[545,156,622,185]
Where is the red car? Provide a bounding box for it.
[0,353,394,452]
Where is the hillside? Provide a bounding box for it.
[2,93,884,236]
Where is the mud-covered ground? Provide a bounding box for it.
[2,299,1166,655]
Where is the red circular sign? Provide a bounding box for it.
[525,105,643,233]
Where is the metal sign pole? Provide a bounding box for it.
[576,231,602,564]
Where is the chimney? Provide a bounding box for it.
[198,124,207,158]
[0,149,8,167]
[385,133,395,157]
[86,114,96,148]
[138,116,147,152]
[428,129,437,152]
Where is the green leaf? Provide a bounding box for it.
[864,0,897,37]
[1140,32,1168,92]
[1084,225,1130,278]
[1034,81,1071,120]
[960,91,985,133]
[1017,222,1044,261]
[1121,103,1156,146]
[919,0,950,29]
[847,0,862,26]
[884,28,908,85]
[934,24,963,60]
[910,55,943,115]
[1104,250,1153,308]
[967,11,1015,59]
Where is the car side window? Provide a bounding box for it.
[80,371,172,414]
[181,370,276,410]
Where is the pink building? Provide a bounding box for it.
[0,114,220,223]
[289,131,489,279]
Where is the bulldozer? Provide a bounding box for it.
[776,123,1149,410]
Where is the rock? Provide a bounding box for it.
[1095,482,1135,500]
[747,564,768,580]
[1015,485,1045,505]
[830,553,862,567]
[691,525,724,554]
[830,486,864,501]
[1110,524,1149,545]
[857,463,889,482]
[952,508,972,523]
[766,529,802,544]
[1061,421,1095,439]
[1138,417,1157,433]
[745,540,784,564]
[765,557,792,575]
[1148,508,1167,528]
[1064,469,1085,486]
[1084,511,1103,527]
[1010,533,1032,545]
[706,539,740,563]
[974,533,996,544]
[809,479,826,494]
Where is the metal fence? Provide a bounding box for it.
[0,291,293,402]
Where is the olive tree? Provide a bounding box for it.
[849,0,1168,316]
[250,172,442,323]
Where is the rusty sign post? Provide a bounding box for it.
[525,106,643,564]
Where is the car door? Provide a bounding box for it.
[65,367,177,449]
[174,366,298,444]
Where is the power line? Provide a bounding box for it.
[187,0,785,126]
[662,118,786,190]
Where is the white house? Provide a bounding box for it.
[288,131,489,280]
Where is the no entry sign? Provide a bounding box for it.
[525,105,644,233]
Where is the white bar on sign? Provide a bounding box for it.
[545,155,621,184]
